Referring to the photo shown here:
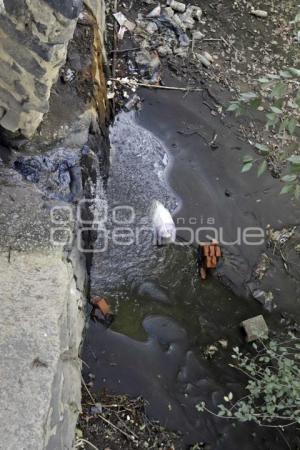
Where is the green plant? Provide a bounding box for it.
[197,334,300,428]
[228,66,300,198]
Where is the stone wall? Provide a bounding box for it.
[0,0,87,137]
[0,1,108,448]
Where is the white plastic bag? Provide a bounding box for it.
[150,200,176,245]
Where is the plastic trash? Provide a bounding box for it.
[150,200,176,245]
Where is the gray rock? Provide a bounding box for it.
[164,6,175,18]
[248,282,275,312]
[137,280,171,305]
[241,315,269,342]
[157,45,173,57]
[174,47,188,57]
[167,0,186,13]
[251,9,268,18]
[187,5,202,21]
[146,21,158,34]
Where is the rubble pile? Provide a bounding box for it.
[112,1,215,84]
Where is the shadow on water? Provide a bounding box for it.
[84,111,291,449]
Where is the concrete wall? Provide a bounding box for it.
[0,1,107,448]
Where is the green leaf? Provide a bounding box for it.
[295,184,300,200]
[281,174,297,182]
[240,92,258,103]
[287,118,297,135]
[279,70,293,79]
[243,155,254,163]
[279,118,290,133]
[257,160,267,177]
[266,74,280,80]
[280,184,295,195]
[266,112,279,128]
[250,97,262,109]
[288,155,300,165]
[294,12,300,22]
[258,77,270,83]
[288,68,300,77]
[255,143,269,155]
[242,162,253,173]
[271,82,287,99]
[227,102,239,112]
[270,106,282,114]
[295,89,300,108]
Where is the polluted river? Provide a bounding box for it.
[82,88,296,449]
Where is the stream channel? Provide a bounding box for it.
[83,88,292,449]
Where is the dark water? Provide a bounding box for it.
[84,110,291,449]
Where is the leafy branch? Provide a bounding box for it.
[228,66,300,199]
[197,334,300,428]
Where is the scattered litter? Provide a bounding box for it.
[117,25,127,40]
[107,91,115,99]
[150,200,176,245]
[255,253,271,280]
[91,403,103,415]
[187,5,202,21]
[203,51,214,64]
[164,6,175,17]
[197,240,222,280]
[167,0,186,13]
[192,31,205,41]
[218,339,228,349]
[124,94,142,111]
[146,5,161,18]
[157,45,173,56]
[248,282,275,312]
[204,344,218,358]
[174,47,188,57]
[111,77,203,92]
[146,21,159,34]
[61,68,75,83]
[251,10,268,18]
[197,54,211,68]
[241,315,268,342]
[92,297,114,326]
[113,11,136,32]
[252,289,274,312]
[267,226,296,248]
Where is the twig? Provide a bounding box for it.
[76,438,100,450]
[110,47,140,53]
[110,78,203,92]
[81,376,96,404]
[278,430,291,450]
[97,412,137,442]
[81,377,138,443]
